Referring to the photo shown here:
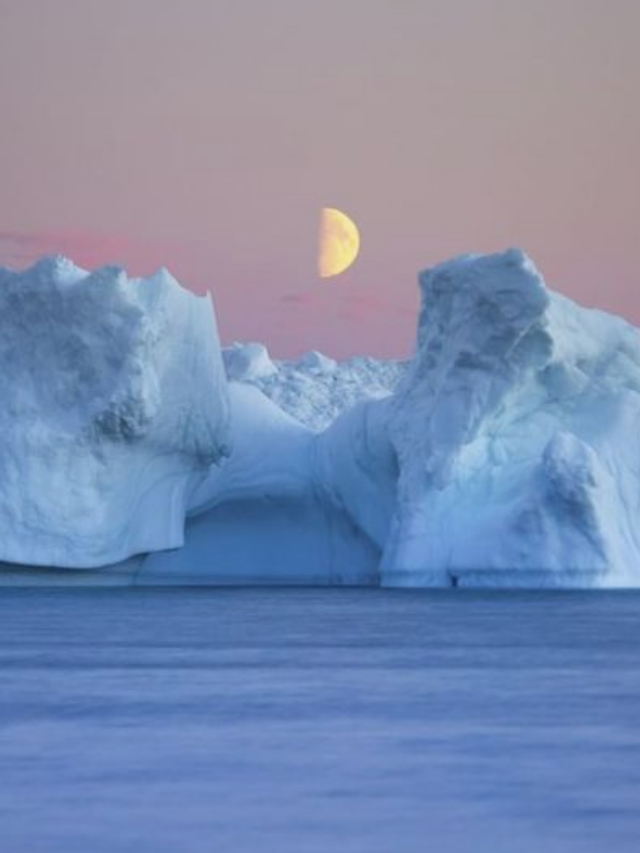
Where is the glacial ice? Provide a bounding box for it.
[382,249,640,586]
[0,257,229,568]
[223,342,405,431]
[139,383,378,585]
[2,248,640,587]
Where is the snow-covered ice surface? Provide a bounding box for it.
[223,341,406,431]
[383,249,640,587]
[0,257,229,568]
[2,588,640,853]
[2,249,640,587]
[138,383,378,585]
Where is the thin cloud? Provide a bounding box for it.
[0,229,182,275]
[0,231,45,266]
[280,292,314,306]
[340,292,414,322]
[279,289,415,324]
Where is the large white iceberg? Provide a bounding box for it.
[382,249,640,586]
[0,256,230,568]
[2,248,640,588]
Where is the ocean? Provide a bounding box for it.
[1,588,639,853]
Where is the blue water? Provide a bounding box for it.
[0,589,639,853]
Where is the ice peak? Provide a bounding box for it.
[27,254,88,285]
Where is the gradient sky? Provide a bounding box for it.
[1,0,639,358]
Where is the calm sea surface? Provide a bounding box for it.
[0,588,639,853]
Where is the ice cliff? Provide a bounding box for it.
[0,257,229,568]
[382,249,640,586]
[1,249,639,587]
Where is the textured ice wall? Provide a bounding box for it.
[223,341,405,431]
[383,249,640,586]
[0,257,230,567]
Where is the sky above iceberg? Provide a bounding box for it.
[0,0,638,358]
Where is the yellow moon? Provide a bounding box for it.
[317,207,360,278]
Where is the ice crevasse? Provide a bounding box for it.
[1,248,639,588]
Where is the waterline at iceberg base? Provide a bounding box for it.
[2,249,639,589]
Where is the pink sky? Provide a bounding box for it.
[1,0,639,358]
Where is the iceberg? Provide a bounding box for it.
[223,341,405,431]
[2,248,640,588]
[0,257,230,568]
[138,382,378,585]
[382,249,640,587]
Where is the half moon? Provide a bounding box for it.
[318,207,360,278]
